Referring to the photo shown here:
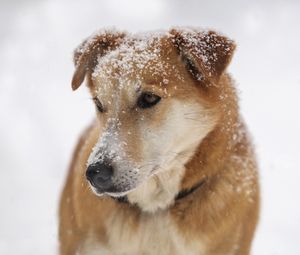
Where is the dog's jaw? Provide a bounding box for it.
[127,163,186,213]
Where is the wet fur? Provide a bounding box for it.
[59,28,259,255]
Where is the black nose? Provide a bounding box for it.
[86,162,113,191]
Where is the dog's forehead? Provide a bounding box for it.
[91,32,182,96]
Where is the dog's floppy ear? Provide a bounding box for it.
[71,30,126,90]
[170,28,236,84]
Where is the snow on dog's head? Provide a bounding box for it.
[71,28,235,198]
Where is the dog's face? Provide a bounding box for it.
[72,28,235,197]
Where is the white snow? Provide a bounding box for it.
[0,0,300,254]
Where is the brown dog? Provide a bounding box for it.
[59,27,259,255]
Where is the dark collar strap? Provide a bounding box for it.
[112,179,205,205]
[174,179,205,201]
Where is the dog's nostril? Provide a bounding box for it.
[96,168,111,181]
[86,162,113,189]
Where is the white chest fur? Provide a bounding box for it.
[80,211,205,255]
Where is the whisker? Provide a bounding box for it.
[184,112,200,116]
[184,117,199,121]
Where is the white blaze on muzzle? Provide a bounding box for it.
[87,117,126,167]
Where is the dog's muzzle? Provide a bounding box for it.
[86,162,114,192]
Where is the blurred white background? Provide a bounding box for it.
[0,0,299,254]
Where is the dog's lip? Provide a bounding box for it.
[105,191,130,197]
[89,186,105,197]
[90,185,131,198]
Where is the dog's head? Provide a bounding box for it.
[72,28,235,197]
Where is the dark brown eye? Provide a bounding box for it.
[93,98,104,112]
[137,92,161,109]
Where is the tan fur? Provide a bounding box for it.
[59,28,259,255]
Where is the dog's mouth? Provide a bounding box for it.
[91,188,135,201]
[105,191,131,197]
[88,181,136,198]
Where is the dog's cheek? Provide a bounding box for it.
[155,100,217,164]
[137,104,177,167]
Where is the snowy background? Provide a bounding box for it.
[0,0,300,254]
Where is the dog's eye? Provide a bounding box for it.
[137,92,161,109]
[93,98,104,112]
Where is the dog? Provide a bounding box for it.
[59,27,259,255]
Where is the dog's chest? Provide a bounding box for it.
[82,210,205,255]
